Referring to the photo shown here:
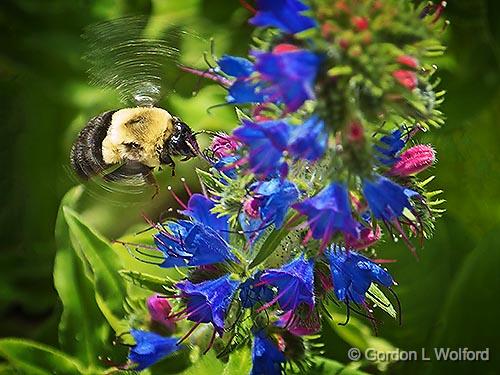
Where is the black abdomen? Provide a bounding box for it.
[70,110,117,179]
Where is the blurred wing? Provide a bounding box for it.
[83,16,202,107]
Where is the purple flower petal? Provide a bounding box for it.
[326,246,394,304]
[250,0,317,34]
[129,330,180,371]
[176,275,240,335]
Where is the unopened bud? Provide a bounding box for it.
[210,134,240,158]
[346,225,381,250]
[243,197,261,219]
[273,43,300,54]
[347,121,365,143]
[390,144,436,176]
[147,294,175,331]
[393,69,418,90]
[352,16,369,31]
[397,55,419,69]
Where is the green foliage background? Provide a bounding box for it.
[0,0,499,374]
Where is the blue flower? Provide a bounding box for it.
[293,183,360,247]
[227,80,266,104]
[362,175,418,221]
[218,55,266,104]
[288,116,328,161]
[219,55,254,78]
[254,49,321,111]
[154,194,236,268]
[176,275,240,335]
[234,120,291,177]
[258,255,314,312]
[250,0,317,34]
[254,178,299,228]
[326,246,394,304]
[375,129,405,166]
[128,329,180,371]
[181,194,229,240]
[251,331,285,375]
[239,272,274,308]
[213,155,239,179]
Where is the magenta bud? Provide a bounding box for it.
[210,134,240,158]
[396,55,419,69]
[393,69,418,90]
[390,144,436,176]
[345,225,381,250]
[147,294,176,331]
[243,197,261,218]
[351,16,369,31]
[347,121,365,143]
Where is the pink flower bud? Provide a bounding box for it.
[273,43,300,54]
[347,121,365,143]
[390,144,436,176]
[147,294,176,331]
[345,225,381,250]
[339,38,350,49]
[243,197,261,218]
[397,55,419,69]
[210,134,240,158]
[393,69,418,90]
[352,16,369,31]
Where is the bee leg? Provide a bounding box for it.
[161,154,176,176]
[141,169,160,199]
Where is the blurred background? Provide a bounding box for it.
[0,0,499,374]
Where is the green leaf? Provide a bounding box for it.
[425,227,500,375]
[307,357,370,375]
[119,270,176,294]
[179,351,224,375]
[63,206,127,335]
[196,168,227,195]
[54,186,111,368]
[0,339,84,375]
[325,307,397,372]
[223,346,252,375]
[366,284,397,319]
[234,107,252,122]
[249,217,303,269]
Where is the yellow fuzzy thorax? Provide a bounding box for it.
[102,107,174,167]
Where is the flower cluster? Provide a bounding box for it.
[119,0,447,372]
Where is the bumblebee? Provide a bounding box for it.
[69,16,204,196]
[71,106,200,190]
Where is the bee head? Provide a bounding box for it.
[162,118,199,162]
